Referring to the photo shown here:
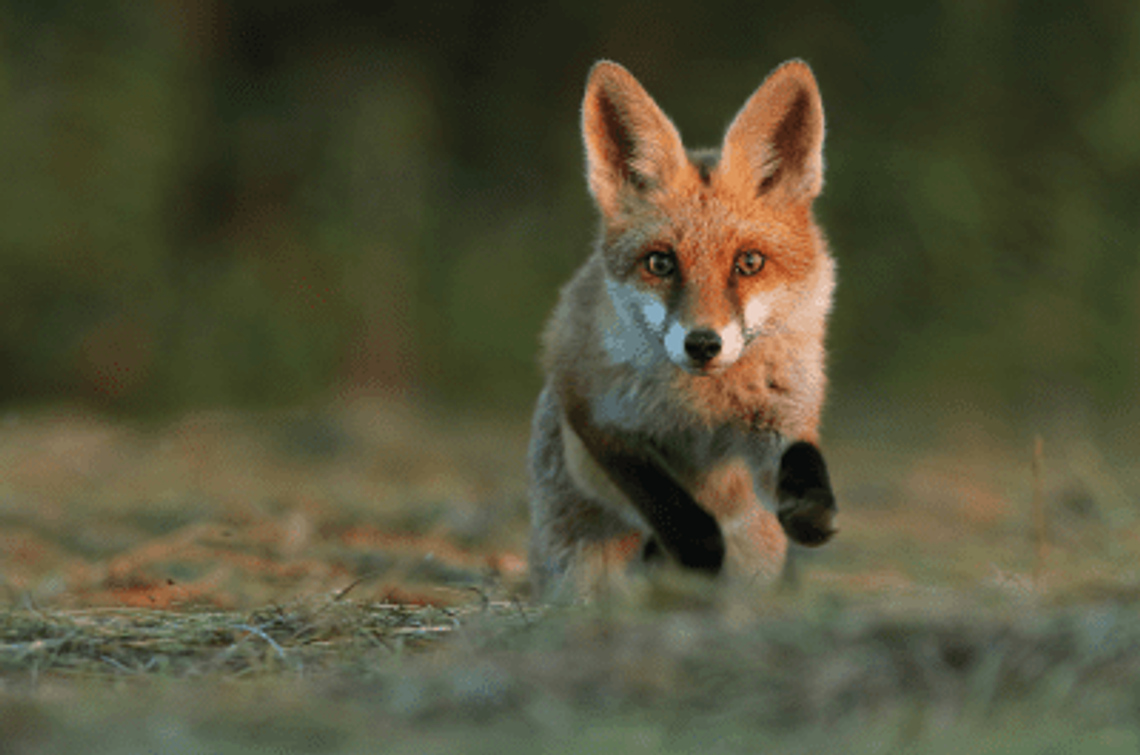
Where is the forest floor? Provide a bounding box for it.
[2,396,1139,754]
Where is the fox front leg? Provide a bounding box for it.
[603,448,726,573]
[563,398,726,574]
[776,441,837,546]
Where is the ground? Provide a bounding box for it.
[1,396,1139,753]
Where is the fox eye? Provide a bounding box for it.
[735,250,766,276]
[644,250,676,278]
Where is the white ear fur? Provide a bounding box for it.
[719,60,825,203]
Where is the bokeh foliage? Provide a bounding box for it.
[0,0,1137,424]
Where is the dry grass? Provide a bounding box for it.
[0,596,535,683]
[4,588,1140,753]
[2,397,1140,753]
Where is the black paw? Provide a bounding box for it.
[777,441,837,547]
[646,526,725,575]
[777,489,837,546]
[672,527,726,574]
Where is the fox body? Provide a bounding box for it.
[528,59,837,599]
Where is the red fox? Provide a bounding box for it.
[528,59,837,600]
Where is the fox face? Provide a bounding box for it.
[584,61,831,380]
[601,200,820,376]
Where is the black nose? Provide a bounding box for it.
[684,329,722,364]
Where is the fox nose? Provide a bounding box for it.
[684,329,722,364]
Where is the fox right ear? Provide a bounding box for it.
[582,61,688,218]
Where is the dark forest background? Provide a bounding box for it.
[1,0,1137,442]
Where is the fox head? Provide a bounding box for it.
[582,60,833,376]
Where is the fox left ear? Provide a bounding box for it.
[719,60,825,204]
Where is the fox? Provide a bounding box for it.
[528,59,838,600]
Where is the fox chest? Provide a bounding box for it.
[560,417,782,528]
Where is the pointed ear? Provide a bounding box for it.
[719,60,825,204]
[582,61,688,218]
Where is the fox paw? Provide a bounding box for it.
[674,529,726,573]
[640,530,725,574]
[777,441,837,547]
[777,488,837,547]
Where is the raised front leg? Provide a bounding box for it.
[776,441,837,546]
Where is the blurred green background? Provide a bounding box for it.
[1,0,1137,437]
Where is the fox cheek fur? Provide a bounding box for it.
[527,59,838,600]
